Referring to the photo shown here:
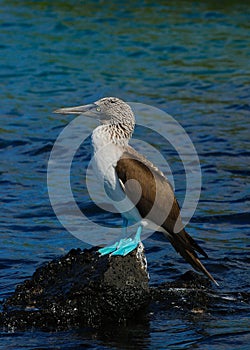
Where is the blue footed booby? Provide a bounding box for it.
[54,97,218,285]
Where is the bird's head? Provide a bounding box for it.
[54,97,135,130]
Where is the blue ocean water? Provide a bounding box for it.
[0,1,249,349]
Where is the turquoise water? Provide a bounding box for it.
[1,1,250,349]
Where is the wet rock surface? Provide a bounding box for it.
[0,245,215,331]
[1,245,149,331]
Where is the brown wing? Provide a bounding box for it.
[116,151,179,233]
[116,148,218,285]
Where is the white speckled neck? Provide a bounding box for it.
[92,124,131,151]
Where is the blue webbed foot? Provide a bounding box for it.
[98,226,142,257]
[111,226,142,256]
[98,242,119,256]
[111,238,138,256]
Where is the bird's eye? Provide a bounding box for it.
[96,107,101,112]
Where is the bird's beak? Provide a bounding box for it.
[53,103,97,116]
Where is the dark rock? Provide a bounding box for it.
[1,244,150,331]
[0,244,214,332]
[150,271,212,315]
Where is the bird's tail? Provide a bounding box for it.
[167,230,219,286]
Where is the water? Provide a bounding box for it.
[1,0,249,349]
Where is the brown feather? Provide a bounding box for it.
[116,147,218,285]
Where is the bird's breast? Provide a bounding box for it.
[91,131,123,189]
[91,128,141,222]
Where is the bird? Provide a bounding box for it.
[54,97,218,285]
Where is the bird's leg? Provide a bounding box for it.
[111,225,142,256]
[98,218,128,256]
